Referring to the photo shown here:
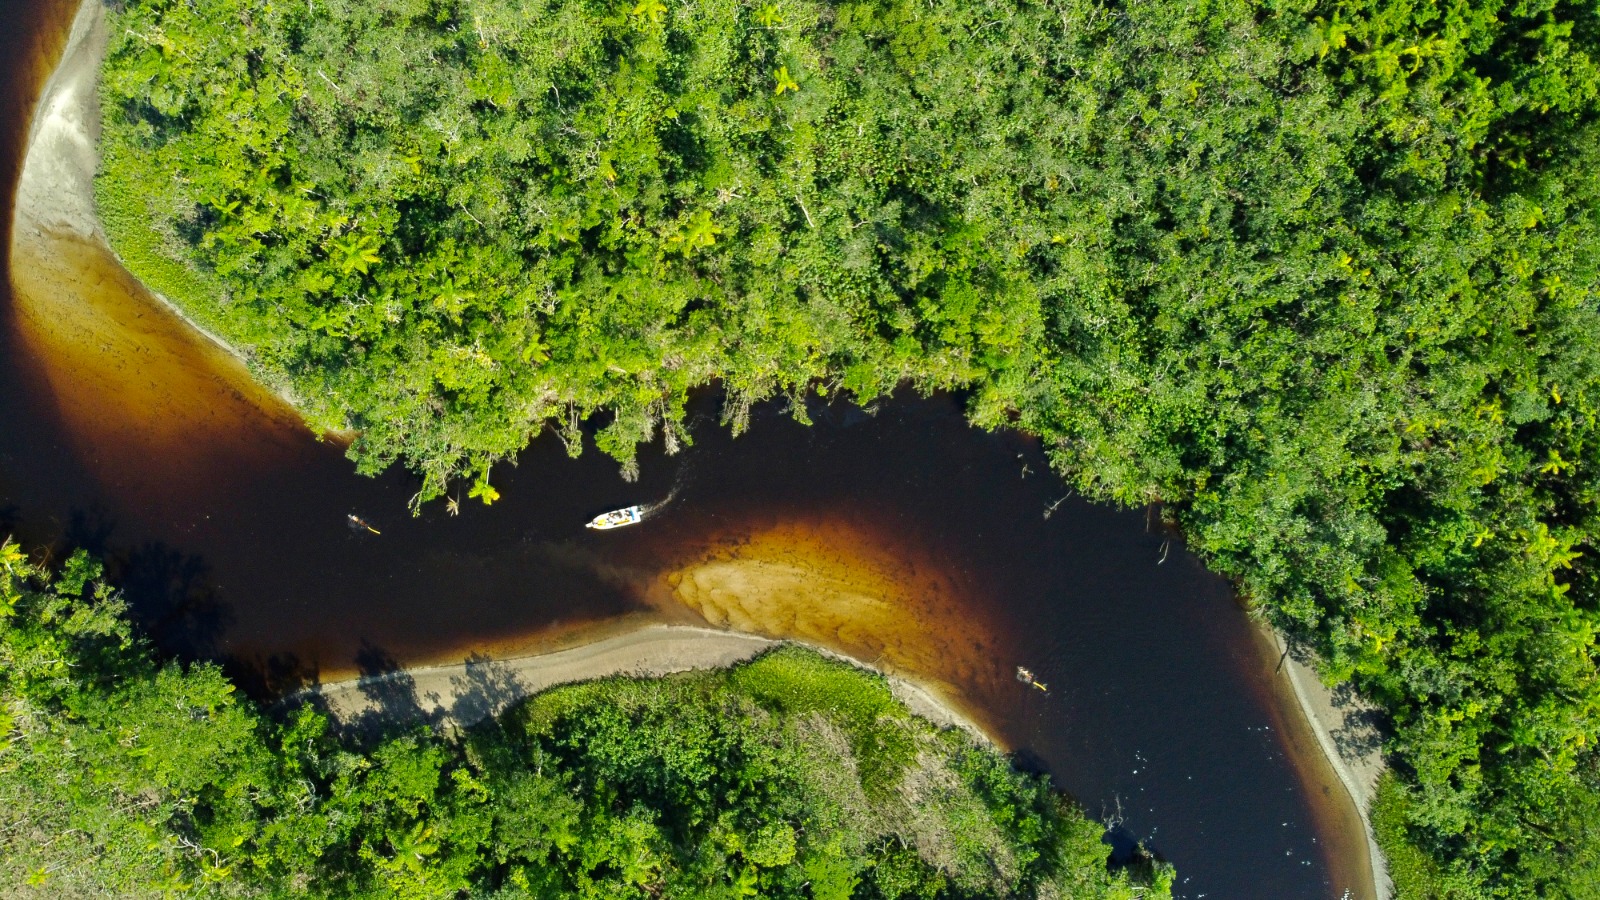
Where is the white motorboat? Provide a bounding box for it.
[585,505,643,530]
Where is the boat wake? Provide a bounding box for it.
[588,452,693,529]
[638,484,679,521]
[637,455,697,520]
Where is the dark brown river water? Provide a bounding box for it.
[1,2,1373,897]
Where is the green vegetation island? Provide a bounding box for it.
[1,543,1171,898]
[46,0,1600,895]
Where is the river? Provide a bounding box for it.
[0,1,1374,896]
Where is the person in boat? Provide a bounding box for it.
[1016,666,1049,692]
[586,505,643,529]
[347,513,380,535]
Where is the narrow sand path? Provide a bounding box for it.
[1270,629,1392,899]
[15,0,101,243]
[298,624,989,741]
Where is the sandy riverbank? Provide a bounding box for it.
[13,0,272,369]
[15,0,101,245]
[8,0,309,489]
[1269,628,1392,900]
[300,623,991,741]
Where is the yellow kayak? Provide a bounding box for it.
[1016,666,1048,692]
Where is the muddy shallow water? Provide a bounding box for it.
[1,2,1372,897]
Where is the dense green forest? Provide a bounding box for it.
[1,542,1166,898]
[95,0,1600,895]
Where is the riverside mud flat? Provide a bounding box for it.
[1,1,1377,897]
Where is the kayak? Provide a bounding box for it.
[586,505,643,530]
[1016,666,1048,692]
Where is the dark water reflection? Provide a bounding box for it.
[1,2,1369,897]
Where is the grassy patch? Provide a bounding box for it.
[95,129,232,338]
[1372,772,1452,899]
[728,646,918,799]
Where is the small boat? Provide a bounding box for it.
[1016,666,1048,692]
[347,513,380,535]
[586,505,643,530]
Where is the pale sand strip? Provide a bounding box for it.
[16,0,101,242]
[297,624,990,741]
[13,0,304,408]
[1269,628,1392,900]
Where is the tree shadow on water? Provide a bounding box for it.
[108,540,233,660]
[229,651,324,705]
[1008,747,1051,777]
[0,502,21,535]
[64,505,118,557]
[1102,819,1171,883]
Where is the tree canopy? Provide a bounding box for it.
[97,0,1600,895]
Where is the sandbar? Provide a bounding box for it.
[297,624,990,741]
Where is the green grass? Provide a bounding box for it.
[728,646,919,799]
[1372,772,1453,899]
[514,646,920,800]
[95,131,229,332]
